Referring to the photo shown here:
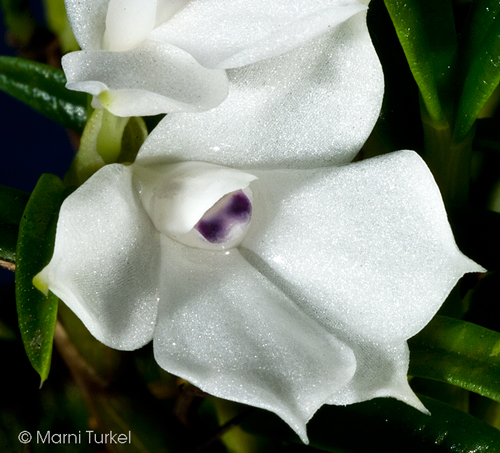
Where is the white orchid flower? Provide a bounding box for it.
[37,2,483,442]
[61,0,368,116]
[36,151,483,443]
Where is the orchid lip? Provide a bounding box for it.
[176,186,254,251]
[195,190,252,244]
[135,162,257,251]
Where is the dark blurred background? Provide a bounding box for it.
[0,0,74,284]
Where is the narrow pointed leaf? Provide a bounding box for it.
[409,315,500,403]
[0,184,29,263]
[454,0,500,141]
[0,56,88,132]
[365,1,424,155]
[383,0,457,125]
[243,394,500,452]
[15,174,66,382]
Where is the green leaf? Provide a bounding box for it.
[364,0,424,157]
[15,174,66,383]
[0,56,88,133]
[409,315,500,404]
[243,394,500,452]
[383,0,457,126]
[0,184,29,263]
[0,222,19,263]
[0,184,29,225]
[454,0,500,142]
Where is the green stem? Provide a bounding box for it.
[422,111,474,207]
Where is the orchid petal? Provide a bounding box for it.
[102,0,157,51]
[62,40,228,116]
[325,341,426,412]
[154,237,356,443]
[136,12,383,168]
[241,151,484,343]
[155,0,191,27]
[36,164,160,350]
[64,0,109,50]
[134,162,257,237]
[150,0,366,68]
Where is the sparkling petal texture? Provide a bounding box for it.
[137,11,383,168]
[63,0,368,116]
[40,153,484,441]
[155,0,192,26]
[149,0,366,68]
[37,164,161,350]
[154,238,356,443]
[103,0,157,51]
[37,0,483,442]
[62,40,229,116]
[242,151,484,343]
[63,0,228,115]
[64,0,109,50]
[325,341,426,411]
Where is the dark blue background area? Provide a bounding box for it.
[1,2,74,284]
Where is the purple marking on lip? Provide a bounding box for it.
[195,190,251,243]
